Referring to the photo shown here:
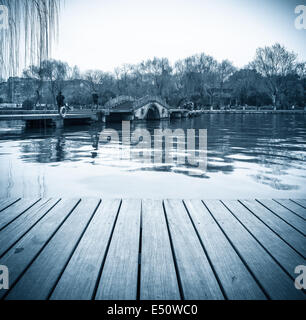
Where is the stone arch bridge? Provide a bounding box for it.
[104,96,189,121]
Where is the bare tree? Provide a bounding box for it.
[216,60,236,107]
[23,64,45,106]
[150,58,172,98]
[250,43,298,107]
[71,66,81,80]
[296,62,306,79]
[228,69,264,106]
[83,70,104,92]
[114,64,134,95]
[197,54,219,106]
[174,54,219,107]
[40,60,70,105]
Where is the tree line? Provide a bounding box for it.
[22,43,306,109]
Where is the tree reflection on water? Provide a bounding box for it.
[0,113,305,196]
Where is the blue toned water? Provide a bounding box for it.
[0,113,305,199]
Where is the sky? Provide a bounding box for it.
[52,0,306,72]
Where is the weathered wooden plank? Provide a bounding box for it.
[50,199,121,300]
[95,200,141,300]
[0,198,20,212]
[204,200,304,300]
[291,199,306,210]
[0,198,60,257]
[5,198,100,300]
[0,199,40,230]
[258,199,306,236]
[223,200,305,279]
[164,200,223,300]
[140,199,180,300]
[0,199,79,300]
[275,199,306,220]
[185,200,266,300]
[241,200,306,257]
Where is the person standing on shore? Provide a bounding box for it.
[56,91,65,114]
[92,92,99,111]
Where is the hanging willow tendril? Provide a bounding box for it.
[0,0,61,79]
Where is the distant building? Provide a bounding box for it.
[0,81,7,102]
[7,77,38,104]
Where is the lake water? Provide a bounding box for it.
[0,113,305,199]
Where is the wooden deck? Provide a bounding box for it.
[0,198,305,300]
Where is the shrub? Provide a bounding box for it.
[22,99,35,110]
